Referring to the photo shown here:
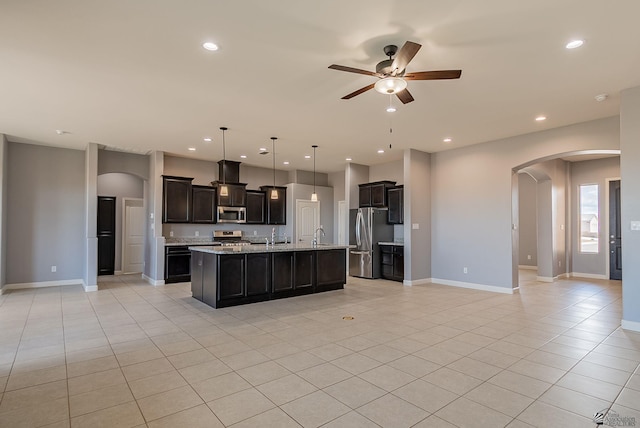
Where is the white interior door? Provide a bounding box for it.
[123,198,144,273]
[296,200,320,245]
[338,200,347,245]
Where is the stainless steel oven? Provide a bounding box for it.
[217,206,246,223]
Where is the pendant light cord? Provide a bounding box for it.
[271,137,277,189]
[220,127,228,185]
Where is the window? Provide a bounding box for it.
[579,184,599,253]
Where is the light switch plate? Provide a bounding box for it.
[412,223,419,230]
[631,221,640,231]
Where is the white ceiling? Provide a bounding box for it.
[1,1,638,173]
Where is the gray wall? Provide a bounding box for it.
[621,86,640,329]
[518,173,537,267]
[0,135,7,288]
[370,160,403,185]
[97,173,145,272]
[99,150,149,179]
[146,151,164,282]
[6,142,86,284]
[431,116,619,290]
[328,170,345,244]
[345,163,369,209]
[570,157,620,276]
[404,149,431,282]
[288,170,329,187]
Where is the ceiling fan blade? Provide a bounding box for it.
[390,41,422,75]
[396,88,414,104]
[404,70,462,80]
[341,83,375,99]
[329,64,378,77]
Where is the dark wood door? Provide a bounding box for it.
[246,191,266,224]
[272,252,293,292]
[359,185,371,207]
[97,196,116,275]
[294,251,314,289]
[262,186,287,225]
[163,176,193,223]
[246,253,270,296]
[218,254,245,299]
[192,186,216,223]
[387,187,404,224]
[609,180,622,280]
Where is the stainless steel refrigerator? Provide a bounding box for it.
[349,208,394,279]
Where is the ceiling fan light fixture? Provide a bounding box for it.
[374,77,407,94]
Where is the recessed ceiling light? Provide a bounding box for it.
[203,137,212,142]
[305,155,311,159]
[202,42,219,51]
[188,147,196,151]
[55,129,69,135]
[565,39,584,49]
[443,138,452,143]
[594,93,608,102]
[535,116,547,121]
[377,149,385,154]
[283,161,290,165]
[240,155,247,159]
[346,158,352,161]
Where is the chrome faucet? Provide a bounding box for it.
[312,226,325,247]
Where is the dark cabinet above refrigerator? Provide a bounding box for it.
[358,181,396,208]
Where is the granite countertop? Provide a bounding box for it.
[189,243,351,254]
[378,241,405,246]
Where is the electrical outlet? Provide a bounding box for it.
[527,255,532,260]
[51,266,57,273]
[463,267,468,274]
[253,230,257,236]
[195,231,199,237]
[169,231,174,237]
[558,261,561,267]
[412,223,419,230]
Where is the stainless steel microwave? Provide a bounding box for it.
[217,206,246,223]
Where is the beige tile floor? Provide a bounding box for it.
[0,271,639,427]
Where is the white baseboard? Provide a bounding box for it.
[621,319,640,333]
[537,276,554,283]
[518,265,537,270]
[403,278,431,286]
[557,273,569,279]
[83,280,98,292]
[143,274,165,286]
[114,270,123,275]
[431,278,515,294]
[2,279,85,292]
[570,272,607,280]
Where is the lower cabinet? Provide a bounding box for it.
[380,244,404,282]
[193,249,347,308]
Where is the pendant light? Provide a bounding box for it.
[270,137,278,200]
[311,145,318,201]
[219,127,229,197]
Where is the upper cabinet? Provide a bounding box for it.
[358,181,396,208]
[216,183,247,207]
[387,186,404,224]
[163,176,193,223]
[192,185,217,223]
[246,190,266,224]
[261,186,287,225]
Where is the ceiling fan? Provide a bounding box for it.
[328,41,461,104]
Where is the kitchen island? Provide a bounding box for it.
[190,244,348,308]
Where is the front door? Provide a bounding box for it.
[296,200,319,245]
[609,180,622,280]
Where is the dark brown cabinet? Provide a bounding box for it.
[165,245,192,283]
[246,253,270,296]
[261,186,287,225]
[380,244,404,282]
[216,183,247,207]
[246,190,266,224]
[192,185,216,223]
[387,186,404,224]
[191,248,347,308]
[316,249,346,290]
[294,251,314,290]
[163,176,193,223]
[358,181,396,208]
[97,196,116,276]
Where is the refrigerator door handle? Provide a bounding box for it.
[355,210,362,247]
